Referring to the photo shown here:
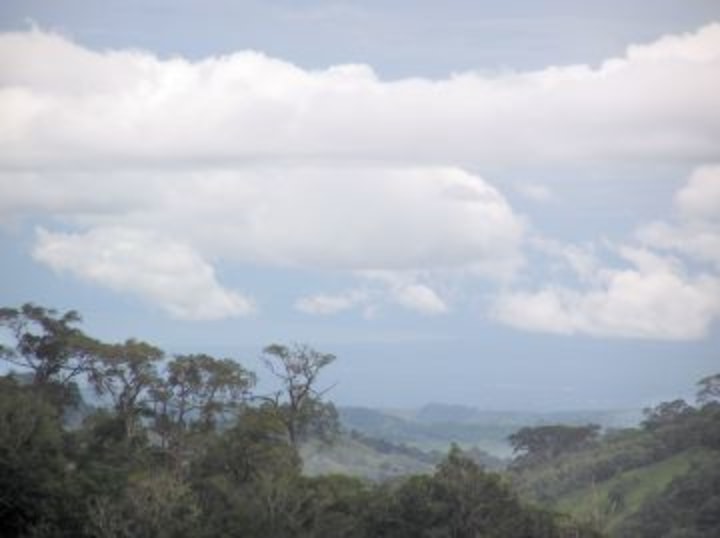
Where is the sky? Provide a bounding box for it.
[1,1,719,411]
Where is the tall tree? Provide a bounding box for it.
[0,303,96,388]
[697,373,720,406]
[152,354,255,456]
[642,399,695,431]
[88,339,163,441]
[260,343,337,447]
[509,424,601,468]
[168,354,255,430]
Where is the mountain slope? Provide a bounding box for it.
[555,448,717,533]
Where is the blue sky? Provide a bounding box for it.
[1,1,719,410]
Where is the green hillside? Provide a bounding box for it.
[509,394,720,537]
[555,448,716,533]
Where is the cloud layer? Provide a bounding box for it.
[637,165,720,268]
[6,163,525,269]
[1,24,720,167]
[34,227,254,320]
[295,271,449,317]
[1,25,719,335]
[492,246,720,340]
[491,165,720,340]
[2,165,522,319]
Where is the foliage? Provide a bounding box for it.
[301,435,435,481]
[260,343,339,447]
[555,449,710,532]
[510,388,720,537]
[0,303,99,411]
[366,445,595,538]
[87,339,164,441]
[0,377,69,536]
[3,302,715,538]
[696,373,720,405]
[614,451,720,537]
[509,424,601,468]
[151,353,255,462]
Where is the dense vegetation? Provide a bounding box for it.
[0,303,597,537]
[2,302,717,537]
[509,374,720,537]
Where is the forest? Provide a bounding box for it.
[1,303,718,537]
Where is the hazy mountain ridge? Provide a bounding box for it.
[339,404,643,458]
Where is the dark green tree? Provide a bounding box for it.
[509,424,601,468]
[642,399,695,431]
[88,339,163,441]
[697,373,720,406]
[190,406,301,537]
[0,377,69,536]
[0,303,98,410]
[152,353,255,461]
[371,445,571,538]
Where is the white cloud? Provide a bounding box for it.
[2,25,720,330]
[360,271,450,315]
[492,246,720,340]
[5,166,525,273]
[7,166,520,320]
[13,165,510,320]
[675,165,720,220]
[638,221,720,269]
[0,24,719,168]
[0,171,153,221]
[295,290,368,315]
[494,168,720,340]
[391,283,448,315]
[637,165,720,268]
[33,227,254,320]
[530,237,600,283]
[295,273,448,317]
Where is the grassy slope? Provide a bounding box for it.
[553,448,716,534]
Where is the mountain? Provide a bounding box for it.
[338,404,642,458]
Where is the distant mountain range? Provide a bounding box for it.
[338,403,643,457]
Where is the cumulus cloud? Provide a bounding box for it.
[361,271,449,315]
[391,283,448,315]
[2,24,720,329]
[295,290,368,315]
[0,24,719,168]
[295,272,448,317]
[675,165,720,219]
[5,167,525,272]
[637,165,720,268]
[492,246,720,340]
[492,166,720,340]
[10,166,518,319]
[33,227,254,320]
